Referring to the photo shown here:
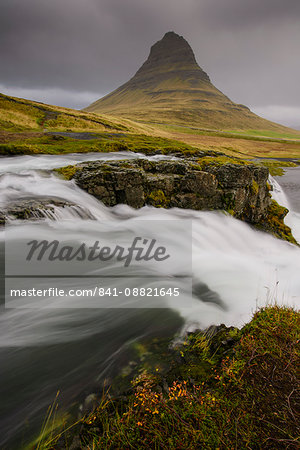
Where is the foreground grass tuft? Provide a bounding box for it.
[67,306,299,449]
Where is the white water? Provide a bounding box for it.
[0,151,174,174]
[1,153,300,447]
[270,174,300,243]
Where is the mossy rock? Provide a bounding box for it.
[197,155,250,170]
[255,199,297,244]
[250,179,259,195]
[222,192,236,212]
[54,165,80,180]
[146,190,169,207]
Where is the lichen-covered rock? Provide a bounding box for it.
[66,158,271,224]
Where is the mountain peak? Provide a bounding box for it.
[163,31,180,38]
[159,31,189,46]
[135,31,209,80]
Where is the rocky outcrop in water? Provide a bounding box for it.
[61,158,271,224]
[0,197,94,225]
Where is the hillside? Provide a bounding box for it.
[85,32,296,132]
[0,92,132,133]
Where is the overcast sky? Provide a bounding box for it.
[1,0,299,127]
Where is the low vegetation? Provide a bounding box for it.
[153,123,300,142]
[227,128,300,140]
[0,131,208,157]
[255,199,297,244]
[0,93,131,133]
[196,154,251,169]
[149,123,300,159]
[146,189,169,207]
[55,165,80,180]
[258,159,298,176]
[35,306,299,449]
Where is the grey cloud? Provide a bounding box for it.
[251,105,300,129]
[0,0,173,92]
[197,0,300,29]
[0,84,101,110]
[0,0,299,121]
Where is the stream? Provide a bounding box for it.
[0,153,300,448]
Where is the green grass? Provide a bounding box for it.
[258,159,298,176]
[82,306,299,449]
[55,165,80,180]
[0,93,131,133]
[38,306,299,449]
[152,123,300,144]
[196,154,251,169]
[0,131,211,156]
[227,129,300,140]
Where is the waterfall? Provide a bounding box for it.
[269,174,300,242]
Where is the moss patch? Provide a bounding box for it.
[258,159,298,176]
[197,155,251,170]
[251,179,259,195]
[0,143,40,155]
[255,199,297,244]
[146,190,169,207]
[54,165,79,180]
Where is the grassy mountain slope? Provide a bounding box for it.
[0,93,133,133]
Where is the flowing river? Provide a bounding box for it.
[0,153,300,448]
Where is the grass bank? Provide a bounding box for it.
[35,306,299,449]
[0,132,215,157]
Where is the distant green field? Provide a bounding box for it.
[227,129,300,140]
[150,123,300,144]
